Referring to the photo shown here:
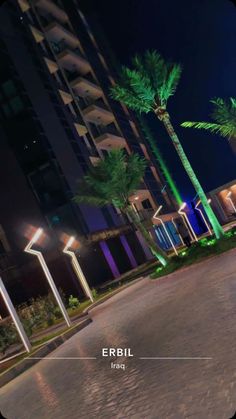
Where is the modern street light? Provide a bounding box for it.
[24,228,72,327]
[0,277,32,353]
[195,199,212,236]
[178,202,198,242]
[226,191,236,212]
[153,205,178,255]
[63,236,94,303]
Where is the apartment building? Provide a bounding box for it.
[0,0,179,305]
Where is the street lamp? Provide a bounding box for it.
[178,202,198,242]
[153,205,178,255]
[24,228,71,327]
[195,199,212,236]
[63,236,94,303]
[226,191,236,212]
[0,277,32,353]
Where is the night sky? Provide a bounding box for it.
[82,0,236,201]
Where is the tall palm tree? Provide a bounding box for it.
[74,149,169,266]
[110,50,224,239]
[181,97,236,140]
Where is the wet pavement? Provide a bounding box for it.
[1,250,236,418]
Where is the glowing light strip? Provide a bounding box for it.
[226,191,236,212]
[25,229,71,327]
[195,200,212,236]
[153,206,178,255]
[178,203,198,242]
[172,217,184,245]
[63,237,94,303]
[0,277,32,353]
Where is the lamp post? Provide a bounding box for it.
[24,228,71,327]
[0,277,32,353]
[63,236,94,303]
[195,199,212,236]
[153,206,178,255]
[226,191,236,212]
[178,202,198,242]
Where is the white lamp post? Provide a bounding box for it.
[195,199,212,236]
[153,205,178,255]
[0,277,32,353]
[226,191,236,212]
[24,228,71,328]
[178,202,198,242]
[63,237,94,303]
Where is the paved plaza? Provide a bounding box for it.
[1,250,236,418]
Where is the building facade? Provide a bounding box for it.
[0,0,179,306]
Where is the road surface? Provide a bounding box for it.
[1,250,236,418]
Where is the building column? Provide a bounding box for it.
[99,240,120,278]
[119,235,137,268]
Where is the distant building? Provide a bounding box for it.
[0,0,179,307]
[208,180,236,224]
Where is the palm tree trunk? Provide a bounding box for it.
[160,114,224,239]
[125,206,168,266]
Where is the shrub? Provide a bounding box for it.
[91,288,98,299]
[68,295,80,310]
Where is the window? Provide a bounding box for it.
[142,199,153,210]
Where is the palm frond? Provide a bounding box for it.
[181,120,236,138]
[74,149,146,210]
[159,63,182,105]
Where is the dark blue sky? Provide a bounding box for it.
[86,0,236,200]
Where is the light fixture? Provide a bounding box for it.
[178,202,198,242]
[0,277,32,353]
[226,191,236,212]
[195,199,212,236]
[24,228,71,327]
[153,205,178,255]
[63,236,94,303]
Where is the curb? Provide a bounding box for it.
[83,275,145,314]
[151,247,236,282]
[0,317,92,388]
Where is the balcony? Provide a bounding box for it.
[18,0,30,12]
[70,77,102,99]
[44,22,79,49]
[34,0,68,24]
[44,57,58,74]
[74,122,87,136]
[95,133,127,151]
[89,156,100,166]
[58,89,73,104]
[57,49,90,75]
[82,101,115,125]
[30,25,44,43]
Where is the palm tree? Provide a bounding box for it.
[110,50,224,239]
[181,97,236,140]
[74,149,168,266]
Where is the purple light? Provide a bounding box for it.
[120,235,137,268]
[99,241,120,278]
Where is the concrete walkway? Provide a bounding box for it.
[1,250,236,418]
